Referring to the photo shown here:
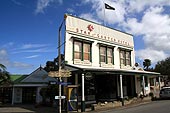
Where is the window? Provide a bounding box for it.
[107,48,113,64]
[100,47,106,62]
[100,46,114,64]
[83,43,90,60]
[73,40,91,61]
[120,49,131,66]
[74,41,82,59]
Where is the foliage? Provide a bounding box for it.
[143,59,151,70]
[44,54,64,72]
[154,57,170,75]
[39,85,58,106]
[0,64,11,85]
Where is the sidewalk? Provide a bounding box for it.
[0,97,152,113]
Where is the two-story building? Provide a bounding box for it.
[62,14,160,111]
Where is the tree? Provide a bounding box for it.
[0,64,11,85]
[44,54,64,72]
[143,59,151,70]
[154,57,170,75]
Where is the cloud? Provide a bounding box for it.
[0,49,32,69]
[79,13,102,24]
[66,8,75,13]
[11,0,23,6]
[20,44,48,49]
[25,55,40,59]
[11,43,55,54]
[135,49,168,63]
[79,0,170,64]
[35,0,63,14]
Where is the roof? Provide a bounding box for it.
[10,75,28,84]
[9,67,57,86]
[65,64,160,76]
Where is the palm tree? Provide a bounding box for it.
[0,64,6,71]
[143,59,151,70]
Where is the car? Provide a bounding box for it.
[159,87,170,99]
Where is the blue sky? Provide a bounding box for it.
[0,0,170,74]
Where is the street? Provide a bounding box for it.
[91,100,170,113]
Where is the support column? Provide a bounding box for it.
[153,77,156,97]
[120,74,124,106]
[158,76,161,90]
[12,86,15,105]
[142,76,145,96]
[81,73,85,112]
[75,74,78,85]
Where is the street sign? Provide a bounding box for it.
[55,96,66,99]
[48,69,72,77]
[59,82,72,86]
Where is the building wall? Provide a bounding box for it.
[64,14,135,69]
[13,87,22,103]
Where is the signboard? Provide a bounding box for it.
[48,69,71,77]
[65,14,134,48]
[55,96,66,99]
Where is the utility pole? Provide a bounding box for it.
[58,18,65,113]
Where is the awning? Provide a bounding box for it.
[64,64,160,76]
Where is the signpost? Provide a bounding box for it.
[48,69,71,78]
[48,69,71,113]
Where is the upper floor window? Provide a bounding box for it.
[120,49,131,66]
[100,46,114,64]
[73,40,91,62]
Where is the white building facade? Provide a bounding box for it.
[62,14,160,111]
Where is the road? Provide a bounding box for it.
[91,100,170,113]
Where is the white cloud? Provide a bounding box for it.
[21,44,48,49]
[66,8,75,13]
[135,49,168,63]
[79,1,170,64]
[79,13,102,24]
[35,0,63,14]
[0,49,32,69]
[25,55,40,59]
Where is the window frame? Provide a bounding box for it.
[99,45,114,65]
[119,49,131,66]
[73,39,92,62]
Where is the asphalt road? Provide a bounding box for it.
[91,100,170,113]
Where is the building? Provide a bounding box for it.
[0,66,57,104]
[62,14,160,111]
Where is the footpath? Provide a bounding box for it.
[0,97,153,113]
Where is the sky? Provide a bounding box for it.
[0,0,170,74]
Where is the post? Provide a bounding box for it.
[81,73,85,112]
[120,74,124,106]
[158,76,161,90]
[58,18,64,113]
[142,76,145,96]
[12,86,15,105]
[153,77,156,96]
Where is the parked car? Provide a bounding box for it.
[159,87,170,99]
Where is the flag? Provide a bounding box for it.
[105,3,115,10]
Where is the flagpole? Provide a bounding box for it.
[102,0,106,26]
